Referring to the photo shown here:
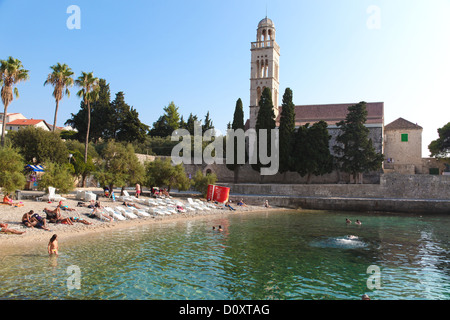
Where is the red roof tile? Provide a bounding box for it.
[6,119,47,126]
[276,102,384,126]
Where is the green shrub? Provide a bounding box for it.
[0,147,26,194]
[38,162,75,194]
[191,170,217,197]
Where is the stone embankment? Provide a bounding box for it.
[223,174,450,214]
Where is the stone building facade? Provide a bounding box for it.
[383,118,423,174]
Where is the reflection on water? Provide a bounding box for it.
[0,210,449,300]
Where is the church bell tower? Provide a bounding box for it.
[249,17,280,129]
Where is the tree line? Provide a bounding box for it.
[0,127,215,196]
[0,56,216,195]
[228,87,384,184]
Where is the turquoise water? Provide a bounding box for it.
[0,210,449,300]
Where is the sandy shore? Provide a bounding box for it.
[0,193,284,250]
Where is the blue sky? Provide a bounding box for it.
[1,0,449,156]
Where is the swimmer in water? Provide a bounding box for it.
[347,235,358,240]
[346,218,351,224]
[218,225,223,232]
[355,219,362,225]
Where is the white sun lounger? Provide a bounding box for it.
[42,187,67,202]
[184,205,196,212]
[116,206,138,219]
[92,208,113,221]
[132,207,151,217]
[104,207,126,221]
[187,198,205,211]
[165,206,177,214]
[148,207,166,216]
[195,200,211,211]
[157,206,171,215]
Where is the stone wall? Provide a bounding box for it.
[221,173,450,200]
[222,174,450,214]
[182,162,381,184]
[328,126,383,155]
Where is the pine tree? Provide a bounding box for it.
[117,107,149,143]
[333,101,384,183]
[149,101,181,137]
[202,111,214,134]
[185,113,199,136]
[179,115,187,130]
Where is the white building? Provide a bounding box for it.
[6,118,51,132]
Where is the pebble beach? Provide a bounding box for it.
[0,191,280,251]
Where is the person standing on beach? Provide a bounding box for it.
[48,234,58,255]
[136,183,141,198]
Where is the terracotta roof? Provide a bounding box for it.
[384,117,422,130]
[7,119,47,126]
[276,102,384,126]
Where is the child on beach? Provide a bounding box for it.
[48,234,58,255]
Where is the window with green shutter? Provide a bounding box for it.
[401,133,408,142]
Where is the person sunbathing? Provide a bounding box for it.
[58,201,76,212]
[68,216,92,225]
[91,204,113,222]
[44,208,73,225]
[0,223,26,235]
[123,201,140,209]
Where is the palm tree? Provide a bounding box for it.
[75,71,99,163]
[0,57,29,147]
[44,63,74,132]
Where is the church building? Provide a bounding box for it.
[184,17,431,183]
[245,17,384,155]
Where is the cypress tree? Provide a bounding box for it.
[226,98,245,183]
[334,101,384,183]
[293,121,333,183]
[252,87,276,174]
[278,88,296,173]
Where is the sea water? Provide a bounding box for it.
[0,210,449,300]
